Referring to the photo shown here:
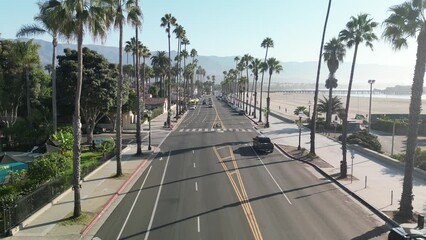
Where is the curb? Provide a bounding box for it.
[81,148,157,236]
[273,143,399,228]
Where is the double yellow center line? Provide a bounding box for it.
[211,104,225,129]
[213,146,263,240]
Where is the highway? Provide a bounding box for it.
[95,96,388,239]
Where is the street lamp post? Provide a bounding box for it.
[298,113,303,150]
[368,79,375,133]
[147,110,152,151]
[308,100,311,119]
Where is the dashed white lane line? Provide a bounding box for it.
[193,162,196,168]
[195,182,198,192]
[144,151,171,240]
[197,216,201,233]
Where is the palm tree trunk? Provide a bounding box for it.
[327,81,333,127]
[310,0,332,155]
[265,74,272,128]
[259,47,269,122]
[253,77,258,118]
[135,17,142,155]
[167,27,172,127]
[72,21,83,218]
[115,17,123,176]
[398,30,426,220]
[52,38,58,134]
[341,43,359,178]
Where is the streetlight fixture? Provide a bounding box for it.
[297,112,303,150]
[147,110,152,150]
[368,79,375,133]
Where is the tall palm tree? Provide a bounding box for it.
[109,0,141,176]
[47,0,110,218]
[264,57,283,128]
[249,58,262,118]
[15,40,40,121]
[383,0,426,220]
[16,1,63,134]
[151,51,169,97]
[310,0,333,156]
[339,13,378,178]
[323,37,346,127]
[259,37,274,122]
[160,13,177,127]
[241,54,253,113]
[181,37,189,110]
[141,45,151,96]
[190,48,197,97]
[173,24,185,116]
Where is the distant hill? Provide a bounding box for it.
[14,38,416,89]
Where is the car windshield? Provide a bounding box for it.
[258,138,271,143]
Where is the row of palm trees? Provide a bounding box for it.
[221,37,282,128]
[222,0,425,222]
[310,0,426,221]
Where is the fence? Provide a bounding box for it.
[0,150,114,236]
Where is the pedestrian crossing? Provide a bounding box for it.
[178,128,253,133]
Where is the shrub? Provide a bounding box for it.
[28,152,71,184]
[52,126,74,152]
[346,130,382,152]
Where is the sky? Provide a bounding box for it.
[0,0,419,87]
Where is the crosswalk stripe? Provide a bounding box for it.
[179,129,183,132]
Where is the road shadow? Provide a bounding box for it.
[350,224,389,240]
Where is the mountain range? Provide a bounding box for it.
[18,39,416,90]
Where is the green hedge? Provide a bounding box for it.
[392,148,426,171]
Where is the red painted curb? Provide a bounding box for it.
[81,149,156,236]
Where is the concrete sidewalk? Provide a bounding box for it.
[248,106,426,228]
[4,110,180,239]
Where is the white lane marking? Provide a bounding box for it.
[197,216,200,233]
[192,129,197,132]
[205,128,208,131]
[159,157,163,161]
[198,128,203,132]
[179,129,183,132]
[247,129,253,132]
[144,151,171,240]
[192,150,194,154]
[254,151,292,205]
[95,179,106,188]
[117,166,153,240]
[195,182,198,191]
[193,162,196,168]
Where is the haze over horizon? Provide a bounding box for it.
[0,0,420,89]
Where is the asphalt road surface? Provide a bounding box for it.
[95,96,388,240]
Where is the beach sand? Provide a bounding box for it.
[252,92,426,121]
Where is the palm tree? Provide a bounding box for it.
[241,54,253,113]
[160,13,177,127]
[173,24,185,116]
[109,0,141,176]
[323,37,346,127]
[48,0,110,218]
[259,37,274,122]
[181,37,189,110]
[310,0,333,156]
[190,48,197,97]
[317,96,343,116]
[151,51,169,97]
[16,1,63,134]
[264,58,283,128]
[249,58,262,118]
[383,0,426,220]
[15,40,40,121]
[141,45,151,96]
[339,13,378,178]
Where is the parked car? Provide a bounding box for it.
[253,135,274,153]
[189,105,196,110]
